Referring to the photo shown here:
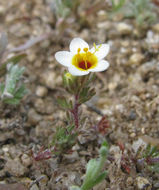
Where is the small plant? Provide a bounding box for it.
[137,144,159,173]
[70,141,109,190]
[52,38,110,155]
[116,142,159,174]
[109,0,157,27]
[31,146,52,161]
[51,73,97,155]
[51,125,77,155]
[0,33,27,105]
[0,63,27,104]
[124,0,157,26]
[0,32,49,105]
[110,0,126,13]
[49,0,80,19]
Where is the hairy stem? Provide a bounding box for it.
[71,95,80,129]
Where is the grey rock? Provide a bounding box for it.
[5,158,28,177]
[21,154,32,167]
[136,177,151,190]
[129,53,144,65]
[36,85,48,97]
[116,23,132,35]
[28,108,42,125]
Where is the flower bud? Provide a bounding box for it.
[63,72,76,87]
[99,143,109,157]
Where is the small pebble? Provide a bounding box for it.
[36,85,48,97]
[129,53,144,65]
[0,6,5,14]
[132,138,147,153]
[39,175,49,186]
[34,98,45,113]
[116,23,132,35]
[128,110,137,120]
[154,181,159,188]
[21,154,32,167]
[28,108,42,125]
[0,184,27,190]
[63,151,79,163]
[5,158,28,177]
[127,177,133,186]
[30,184,39,190]
[152,23,159,33]
[136,176,151,190]
[41,71,57,89]
[130,133,136,138]
[97,10,107,21]
[35,121,52,137]
[19,177,33,187]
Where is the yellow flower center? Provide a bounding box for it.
[72,47,98,71]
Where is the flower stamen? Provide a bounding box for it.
[77,48,81,53]
[83,47,88,52]
[93,43,102,54]
[83,48,89,69]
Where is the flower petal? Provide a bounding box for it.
[55,51,73,67]
[91,43,110,60]
[70,38,89,54]
[68,66,89,76]
[89,60,109,72]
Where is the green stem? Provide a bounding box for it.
[72,95,79,129]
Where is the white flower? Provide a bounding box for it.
[55,38,110,76]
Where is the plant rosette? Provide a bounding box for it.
[55,38,110,76]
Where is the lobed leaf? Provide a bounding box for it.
[0,53,26,76]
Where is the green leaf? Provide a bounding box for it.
[14,84,28,99]
[150,164,159,173]
[91,171,107,187]
[1,63,27,105]
[144,144,151,158]
[149,146,158,157]
[3,97,21,105]
[7,53,26,64]
[86,159,98,178]
[111,0,126,12]
[0,83,5,94]
[152,151,159,157]
[5,64,25,94]
[0,53,26,76]
[57,96,72,109]
[51,125,77,155]
[70,186,81,190]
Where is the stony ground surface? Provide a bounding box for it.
[0,0,159,190]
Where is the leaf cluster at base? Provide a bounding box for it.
[137,143,159,173]
[51,125,77,156]
[0,63,28,105]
